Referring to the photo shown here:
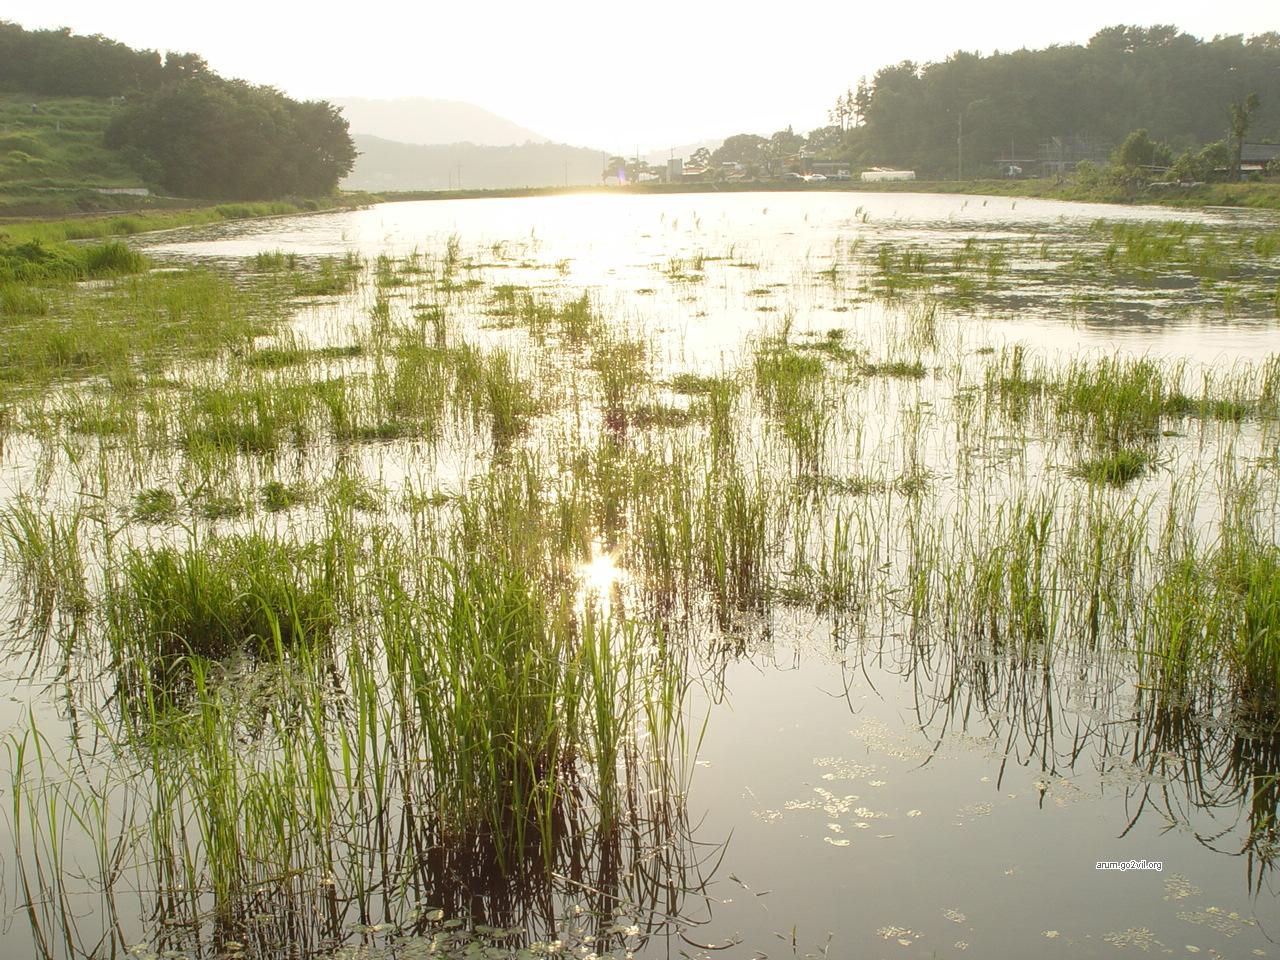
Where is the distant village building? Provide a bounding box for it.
[861,168,915,182]
[666,157,684,180]
[803,160,852,179]
[1240,143,1280,176]
[1039,135,1111,177]
[993,157,1037,178]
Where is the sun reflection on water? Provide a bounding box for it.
[576,542,628,614]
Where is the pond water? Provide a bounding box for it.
[144,192,1279,363]
[4,191,1280,959]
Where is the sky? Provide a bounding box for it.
[6,1,1278,153]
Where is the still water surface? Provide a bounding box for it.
[5,191,1279,958]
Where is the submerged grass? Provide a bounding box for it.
[984,348,1276,445]
[2,221,1279,958]
[0,269,273,390]
[1071,448,1155,487]
[108,533,337,666]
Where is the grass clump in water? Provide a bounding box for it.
[245,342,361,370]
[1056,356,1170,443]
[0,269,270,387]
[108,533,336,667]
[180,382,314,455]
[1071,448,1154,487]
[196,493,246,521]
[754,338,831,473]
[260,480,309,512]
[798,328,857,361]
[79,241,146,276]
[0,282,49,317]
[861,358,928,379]
[0,239,145,283]
[290,255,361,296]
[1219,541,1280,719]
[670,371,731,396]
[131,488,179,523]
[250,249,298,271]
[0,500,89,651]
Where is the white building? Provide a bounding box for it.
[861,168,916,182]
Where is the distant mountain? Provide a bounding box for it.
[332,97,548,147]
[643,139,723,165]
[344,134,606,191]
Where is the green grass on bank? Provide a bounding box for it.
[0,93,139,189]
[840,177,1280,210]
[0,198,354,245]
[0,93,152,217]
[1,92,362,222]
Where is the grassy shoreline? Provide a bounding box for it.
[4,178,1276,249]
[348,177,1280,211]
[0,195,365,245]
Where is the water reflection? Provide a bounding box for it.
[4,191,1279,960]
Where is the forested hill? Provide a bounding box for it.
[0,21,355,199]
[850,26,1280,177]
[343,136,606,191]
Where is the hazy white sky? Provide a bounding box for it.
[6,1,1277,152]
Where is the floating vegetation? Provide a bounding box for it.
[1103,926,1159,950]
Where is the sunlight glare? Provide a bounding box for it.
[577,543,628,612]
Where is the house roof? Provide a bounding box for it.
[1241,143,1280,163]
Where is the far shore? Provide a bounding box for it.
[351,177,1280,211]
[4,177,1277,245]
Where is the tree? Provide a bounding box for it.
[689,146,712,168]
[831,27,1280,178]
[162,51,210,83]
[806,125,845,156]
[1168,140,1229,182]
[106,78,355,198]
[765,127,805,172]
[853,78,871,127]
[603,156,628,182]
[828,87,856,131]
[711,134,769,173]
[1227,92,1260,180]
[0,21,354,198]
[0,21,165,95]
[1112,128,1173,172]
[286,99,359,195]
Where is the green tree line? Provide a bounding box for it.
[1,21,355,199]
[706,26,1280,181]
[0,21,167,96]
[851,25,1280,177]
